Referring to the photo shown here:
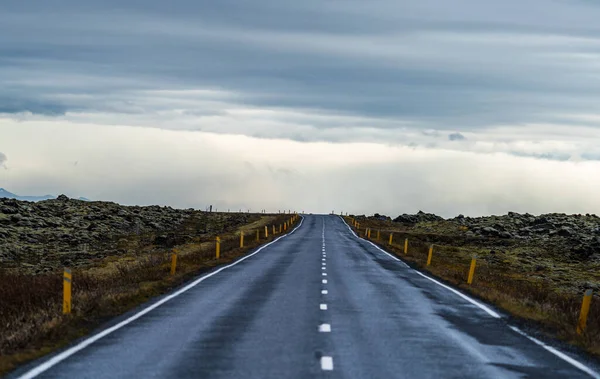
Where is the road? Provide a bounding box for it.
[11,215,600,378]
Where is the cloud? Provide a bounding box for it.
[448,133,466,141]
[4,0,600,134]
[3,118,600,217]
[4,1,600,214]
[0,152,7,169]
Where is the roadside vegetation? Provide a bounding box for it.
[347,215,600,358]
[0,205,297,376]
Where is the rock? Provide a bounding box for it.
[56,194,69,201]
[557,227,574,237]
[480,227,500,236]
[394,211,444,225]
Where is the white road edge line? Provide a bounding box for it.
[319,324,332,332]
[321,356,334,371]
[338,215,600,379]
[509,326,600,379]
[16,217,306,379]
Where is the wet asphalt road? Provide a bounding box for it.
[10,215,600,378]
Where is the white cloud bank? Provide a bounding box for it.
[2,117,599,217]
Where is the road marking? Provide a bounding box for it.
[322,279,328,284]
[319,324,331,332]
[321,290,328,294]
[338,215,600,379]
[322,267,326,270]
[322,258,326,261]
[15,218,307,379]
[320,304,327,310]
[338,215,499,317]
[509,326,600,378]
[413,271,500,318]
[322,273,327,276]
[322,262,326,266]
[321,356,334,371]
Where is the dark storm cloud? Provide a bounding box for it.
[4,0,600,132]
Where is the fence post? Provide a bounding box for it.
[170,253,177,275]
[216,237,221,259]
[240,231,244,248]
[265,226,268,238]
[389,233,393,245]
[284,222,288,231]
[577,289,594,335]
[404,238,408,254]
[467,257,477,284]
[63,268,72,314]
[427,245,434,266]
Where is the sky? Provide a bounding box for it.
[2,0,600,217]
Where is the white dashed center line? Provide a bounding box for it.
[321,356,334,371]
[319,219,334,372]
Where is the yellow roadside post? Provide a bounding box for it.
[240,231,244,248]
[467,257,477,285]
[215,237,221,259]
[280,224,283,233]
[368,229,372,239]
[577,289,594,335]
[404,238,408,254]
[256,230,260,242]
[377,230,380,241]
[63,268,72,314]
[388,233,393,245]
[427,245,434,266]
[170,253,177,275]
[273,225,276,235]
[265,226,268,238]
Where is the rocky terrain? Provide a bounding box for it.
[395,211,600,262]
[393,211,444,225]
[0,195,255,272]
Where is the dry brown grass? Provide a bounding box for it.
[0,213,298,376]
[347,216,600,357]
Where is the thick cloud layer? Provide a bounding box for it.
[2,1,600,214]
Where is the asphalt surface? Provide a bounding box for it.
[10,215,600,378]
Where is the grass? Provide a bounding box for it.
[348,216,600,358]
[0,213,298,376]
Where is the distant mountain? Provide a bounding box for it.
[0,188,89,202]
